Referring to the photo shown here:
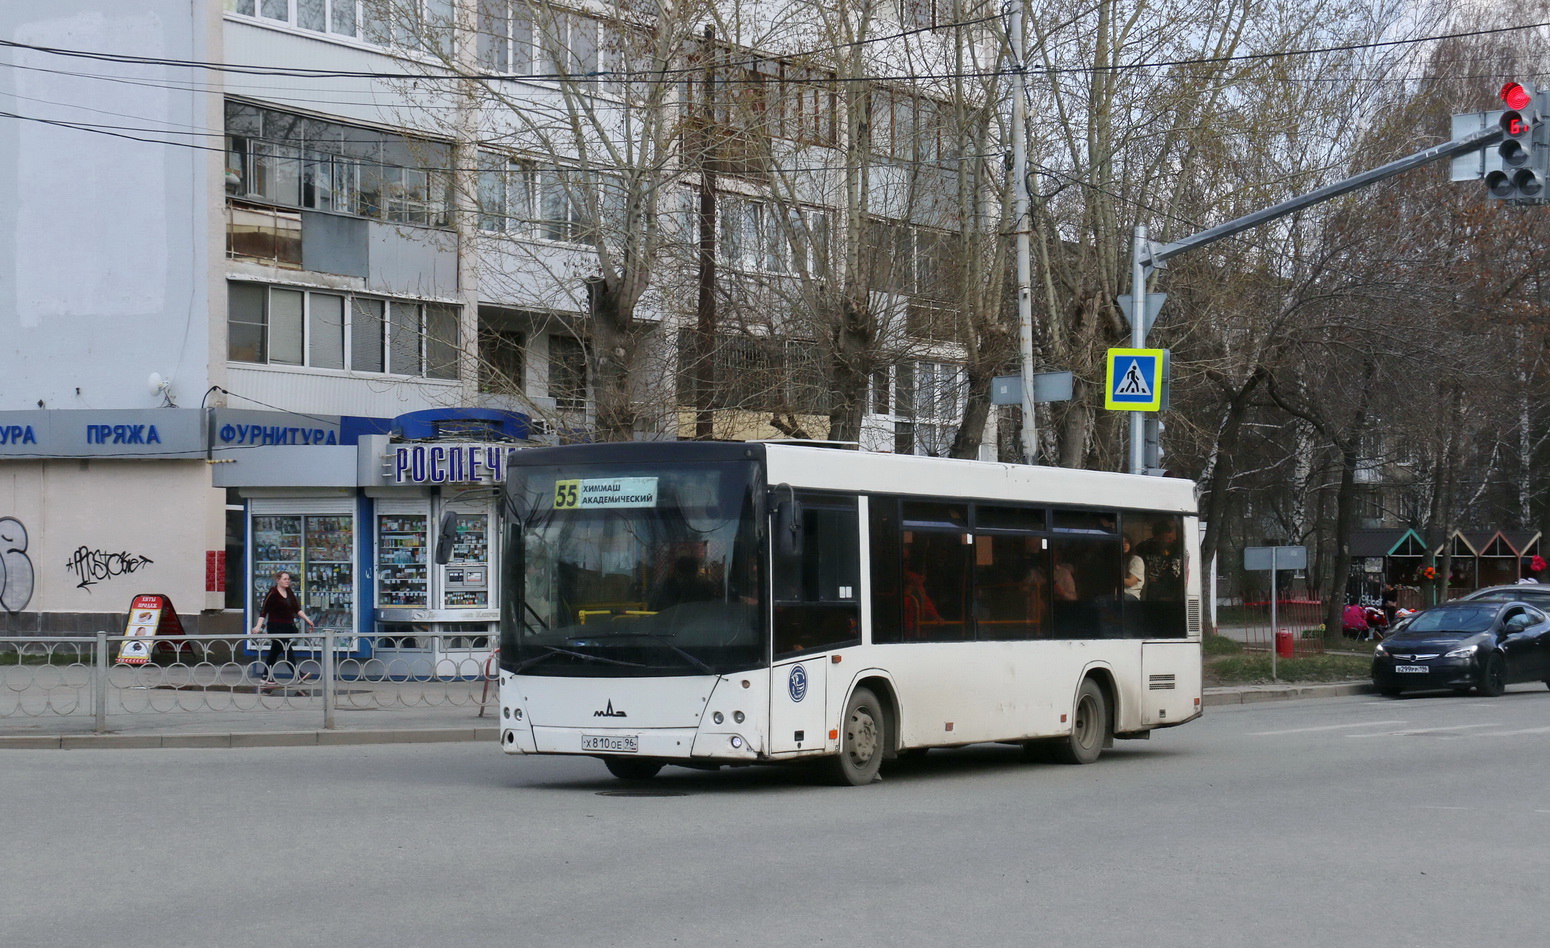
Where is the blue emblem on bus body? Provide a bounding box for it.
[788,665,808,702]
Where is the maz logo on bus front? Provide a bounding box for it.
[594,701,627,718]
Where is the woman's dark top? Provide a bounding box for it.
[260,587,302,627]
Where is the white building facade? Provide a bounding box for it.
[0,0,1003,635]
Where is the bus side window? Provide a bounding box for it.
[870,497,902,644]
[1128,513,1186,638]
[902,529,972,643]
[1048,533,1122,639]
[773,497,860,657]
[974,533,1049,641]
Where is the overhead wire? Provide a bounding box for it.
[1,17,1548,86]
[0,11,1528,284]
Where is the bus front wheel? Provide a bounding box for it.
[829,686,885,786]
[1051,679,1108,765]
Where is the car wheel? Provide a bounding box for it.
[1479,653,1507,697]
[1050,678,1108,765]
[603,757,663,780]
[829,686,885,786]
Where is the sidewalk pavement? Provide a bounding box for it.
[0,681,1373,750]
[1204,681,1373,706]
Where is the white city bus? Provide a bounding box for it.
[495,441,1202,785]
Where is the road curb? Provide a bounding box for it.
[3,686,1376,749]
[1204,682,1374,706]
[0,726,500,750]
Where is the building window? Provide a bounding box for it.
[870,89,950,162]
[477,156,620,245]
[717,198,828,275]
[548,335,588,409]
[475,4,623,83]
[675,332,828,415]
[895,0,943,29]
[479,329,526,394]
[871,361,965,456]
[228,282,459,380]
[684,54,839,148]
[226,1,451,56]
[225,101,451,228]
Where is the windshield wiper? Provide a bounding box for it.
[580,630,718,675]
[522,601,550,635]
[512,645,647,673]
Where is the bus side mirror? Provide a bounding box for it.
[435,511,459,566]
[774,495,803,559]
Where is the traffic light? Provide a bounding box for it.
[1143,416,1164,474]
[1485,81,1549,202]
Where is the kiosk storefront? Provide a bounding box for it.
[369,441,509,678]
[213,408,529,679]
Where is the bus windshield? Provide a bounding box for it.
[501,459,765,677]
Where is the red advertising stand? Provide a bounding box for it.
[116,594,187,665]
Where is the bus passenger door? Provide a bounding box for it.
[768,491,861,755]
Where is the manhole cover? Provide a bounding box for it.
[595,789,689,797]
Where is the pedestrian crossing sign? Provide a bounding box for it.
[1104,348,1166,412]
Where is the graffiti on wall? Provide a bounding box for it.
[1,517,35,613]
[65,546,155,592]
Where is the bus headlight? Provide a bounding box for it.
[713,711,724,725]
[730,736,744,749]
[733,711,745,724]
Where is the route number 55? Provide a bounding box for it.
[554,480,581,509]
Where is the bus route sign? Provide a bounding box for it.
[1104,348,1167,412]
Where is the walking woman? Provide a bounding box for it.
[252,570,314,689]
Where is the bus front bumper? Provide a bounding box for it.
[501,724,764,761]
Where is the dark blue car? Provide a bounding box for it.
[1371,600,1550,697]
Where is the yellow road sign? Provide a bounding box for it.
[1105,348,1166,412]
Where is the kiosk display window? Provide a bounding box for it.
[304,515,355,634]
[377,514,429,607]
[444,513,489,608]
[252,515,302,606]
[249,512,356,646]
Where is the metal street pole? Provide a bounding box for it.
[1270,548,1280,683]
[1011,0,1037,465]
[1128,225,1147,475]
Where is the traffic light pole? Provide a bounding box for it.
[1126,122,1506,475]
[1129,225,1148,476]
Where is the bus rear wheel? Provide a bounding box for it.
[603,757,663,780]
[829,686,885,786]
[1051,679,1108,765]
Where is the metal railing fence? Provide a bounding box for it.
[1221,599,1328,657]
[1,631,498,733]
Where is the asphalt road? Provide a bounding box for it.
[6,685,1550,948]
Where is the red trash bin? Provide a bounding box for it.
[1275,630,1294,658]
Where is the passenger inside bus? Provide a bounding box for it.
[902,550,943,637]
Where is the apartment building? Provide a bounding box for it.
[0,0,1002,641]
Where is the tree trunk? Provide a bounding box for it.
[1197,366,1268,597]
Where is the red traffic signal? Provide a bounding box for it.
[1497,82,1540,169]
[1502,82,1534,111]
